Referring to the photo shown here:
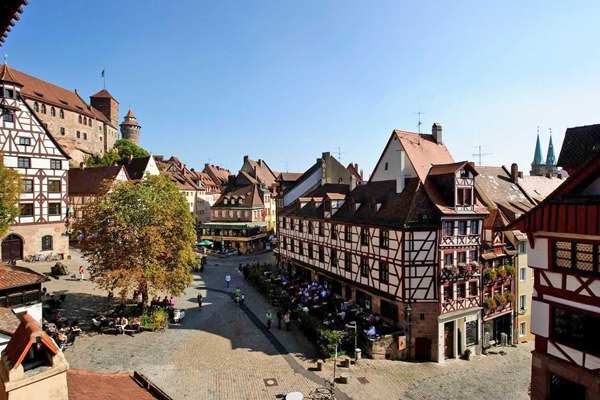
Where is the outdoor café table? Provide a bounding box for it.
[285,392,303,400]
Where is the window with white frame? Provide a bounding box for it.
[519,267,526,282]
[519,322,526,337]
[519,294,527,311]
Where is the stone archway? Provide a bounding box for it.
[2,234,23,261]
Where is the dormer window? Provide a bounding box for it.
[457,188,473,206]
[460,168,469,178]
[224,199,228,205]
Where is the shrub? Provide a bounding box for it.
[460,349,472,360]
[318,329,346,358]
[140,308,168,331]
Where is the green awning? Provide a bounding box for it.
[196,240,214,246]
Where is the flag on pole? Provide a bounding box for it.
[101,69,105,78]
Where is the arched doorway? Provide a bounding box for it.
[2,234,23,261]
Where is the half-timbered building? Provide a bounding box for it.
[0,64,70,261]
[278,124,488,362]
[510,153,600,400]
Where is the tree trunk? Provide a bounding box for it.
[140,280,149,310]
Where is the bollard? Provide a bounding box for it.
[355,349,362,361]
[316,359,324,371]
[341,356,351,368]
[339,372,351,384]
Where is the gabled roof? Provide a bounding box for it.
[121,157,152,180]
[276,172,303,182]
[0,263,48,290]
[346,163,363,183]
[0,307,19,336]
[0,63,22,86]
[517,175,564,204]
[242,156,277,187]
[202,164,231,185]
[68,166,127,195]
[90,89,118,102]
[214,183,264,208]
[393,130,455,182]
[4,313,58,369]
[557,124,600,173]
[428,161,477,177]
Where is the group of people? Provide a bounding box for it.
[91,313,142,335]
[42,316,81,350]
[265,309,291,331]
[150,295,176,308]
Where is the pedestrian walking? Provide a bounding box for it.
[284,311,291,331]
[197,293,203,311]
[238,263,242,275]
[225,273,231,288]
[266,310,273,331]
[79,266,85,281]
[277,309,283,330]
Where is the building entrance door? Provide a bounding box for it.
[414,337,431,361]
[2,234,23,261]
[444,321,454,359]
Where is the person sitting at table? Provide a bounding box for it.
[115,316,128,335]
[365,325,377,338]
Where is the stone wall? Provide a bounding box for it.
[10,223,69,258]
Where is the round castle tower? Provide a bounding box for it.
[119,109,141,145]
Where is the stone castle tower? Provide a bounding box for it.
[119,109,141,145]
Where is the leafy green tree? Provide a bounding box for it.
[76,174,197,305]
[83,139,149,167]
[0,155,21,238]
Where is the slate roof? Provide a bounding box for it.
[69,166,127,195]
[0,263,48,291]
[4,313,58,369]
[557,124,600,173]
[0,307,19,335]
[67,370,163,400]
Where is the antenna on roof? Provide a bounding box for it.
[285,161,289,173]
[335,147,344,162]
[414,111,426,134]
[472,145,492,166]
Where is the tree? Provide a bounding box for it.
[84,139,150,167]
[76,174,197,305]
[0,155,21,238]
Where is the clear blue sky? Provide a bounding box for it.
[4,1,600,177]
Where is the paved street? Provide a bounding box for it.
[24,251,532,400]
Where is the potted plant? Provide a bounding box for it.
[451,264,459,276]
[495,293,507,306]
[470,261,480,274]
[458,262,467,275]
[483,297,497,309]
[484,268,497,282]
[504,292,515,303]
[505,264,515,277]
[497,266,507,279]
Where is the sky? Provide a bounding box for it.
[4,1,600,177]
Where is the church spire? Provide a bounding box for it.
[532,129,544,166]
[545,131,556,166]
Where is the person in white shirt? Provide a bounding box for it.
[225,273,231,288]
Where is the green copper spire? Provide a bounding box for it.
[532,133,544,166]
[546,134,556,166]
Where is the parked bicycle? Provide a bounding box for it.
[308,379,335,400]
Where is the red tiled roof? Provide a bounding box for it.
[120,119,139,126]
[428,161,475,176]
[68,166,127,195]
[0,307,19,335]
[277,172,303,182]
[67,370,161,400]
[90,89,118,102]
[0,63,22,85]
[5,314,58,368]
[242,157,277,187]
[215,183,264,208]
[125,109,135,118]
[203,164,231,185]
[394,130,455,182]
[0,263,48,290]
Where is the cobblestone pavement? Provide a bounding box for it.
[21,251,532,399]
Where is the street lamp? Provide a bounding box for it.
[345,321,358,357]
[405,303,412,359]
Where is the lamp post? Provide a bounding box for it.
[345,321,358,357]
[405,303,412,359]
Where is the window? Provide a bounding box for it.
[298,220,303,233]
[380,230,389,248]
[360,257,368,277]
[34,102,39,112]
[519,294,527,311]
[282,237,287,250]
[361,228,369,246]
[78,115,82,123]
[59,109,64,119]
[470,220,479,235]
[466,321,478,345]
[318,222,324,236]
[444,253,453,266]
[518,241,526,254]
[60,127,65,135]
[76,131,81,139]
[443,221,453,236]
[554,240,599,275]
[344,225,351,242]
[319,246,324,262]
[21,179,33,193]
[443,285,453,302]
[457,188,473,206]
[19,203,33,216]
[469,250,478,262]
[308,244,313,259]
[344,252,352,271]
[458,221,467,235]
[457,252,467,264]
[88,118,92,126]
[384,162,388,171]
[48,203,61,215]
[379,261,388,283]
[41,104,46,114]
[308,221,313,234]
[18,137,30,146]
[50,159,61,170]
[460,168,469,178]
[380,300,398,322]
[331,249,338,267]
[4,88,14,98]
[50,107,55,116]
[17,157,30,168]
[519,267,526,282]
[552,306,599,356]
[469,281,478,297]
[331,224,337,240]
[457,283,466,298]
[48,180,61,193]
[83,132,87,140]
[3,112,13,122]
[298,241,304,256]
[519,322,526,337]
[41,235,53,251]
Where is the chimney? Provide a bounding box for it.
[518,171,523,178]
[244,155,249,162]
[510,163,519,183]
[227,175,235,185]
[79,162,85,170]
[432,123,442,144]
